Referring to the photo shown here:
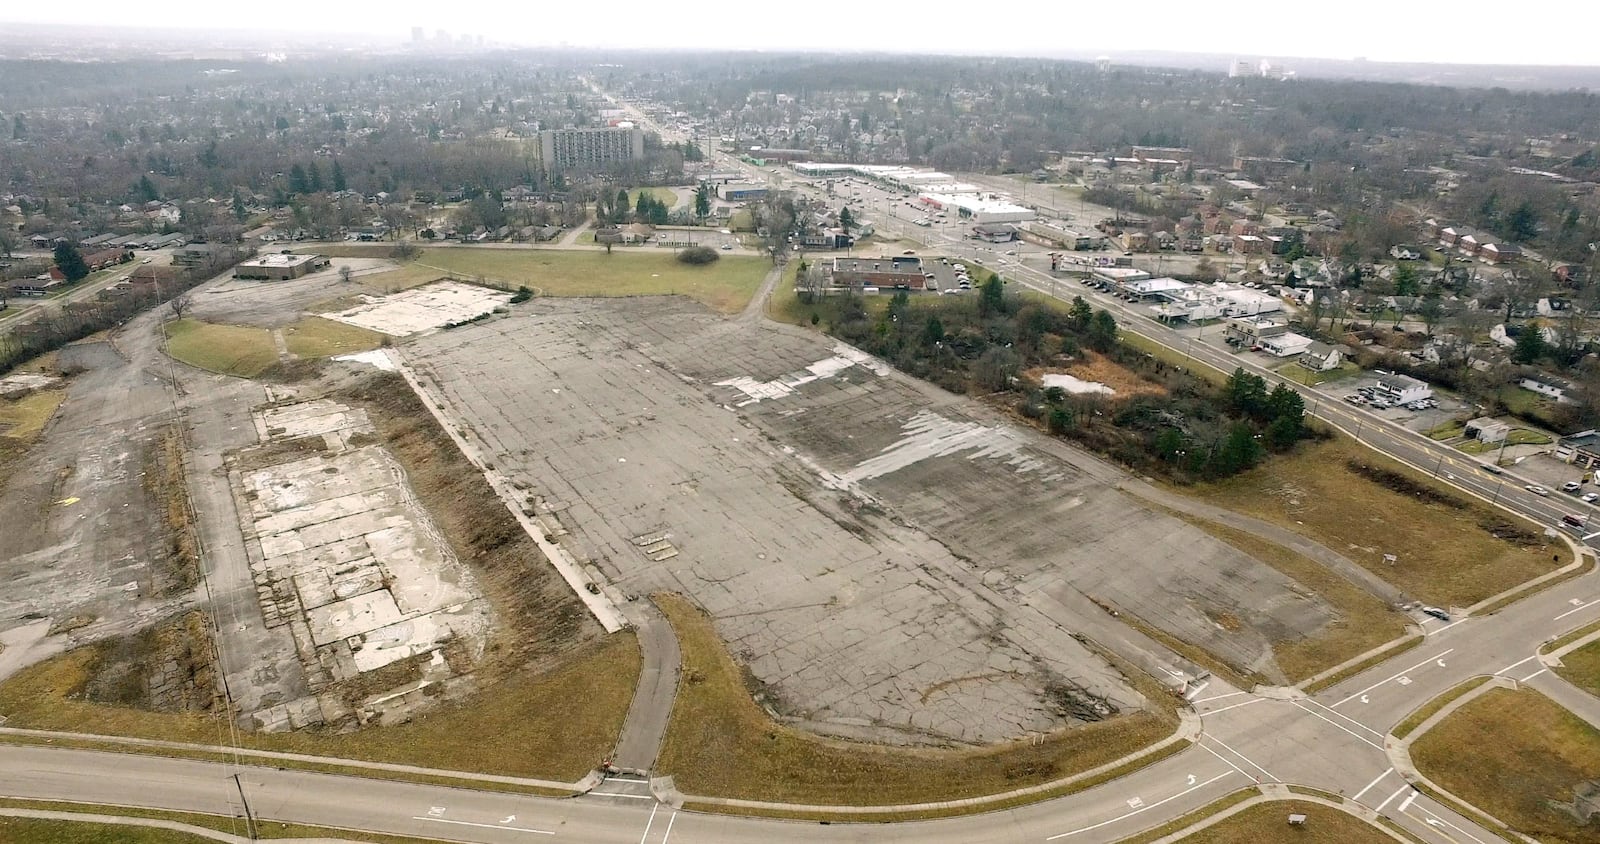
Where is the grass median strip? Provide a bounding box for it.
[1172,799,1397,843]
[1554,633,1600,701]
[1391,676,1490,739]
[1411,687,1600,842]
[653,592,1179,809]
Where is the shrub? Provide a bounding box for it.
[676,245,720,265]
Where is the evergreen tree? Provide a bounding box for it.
[979,275,1006,317]
[307,161,324,193]
[1066,296,1093,332]
[53,242,90,282]
[694,183,712,223]
[231,190,248,222]
[1512,327,1547,364]
[288,163,309,195]
[136,174,160,203]
[331,160,347,193]
[1086,309,1118,351]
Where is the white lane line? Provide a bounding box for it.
[1352,767,1394,804]
[1556,599,1600,621]
[1522,668,1549,682]
[1205,697,1265,717]
[1397,791,1418,812]
[412,817,555,836]
[1197,741,1249,779]
[1374,784,1411,812]
[659,811,678,844]
[588,792,656,800]
[1429,617,1469,636]
[1332,649,1455,708]
[1293,702,1384,750]
[1494,654,1538,675]
[1043,771,1234,840]
[1185,680,1211,700]
[637,803,658,844]
[1204,734,1277,783]
[1301,698,1384,738]
[1193,690,1247,705]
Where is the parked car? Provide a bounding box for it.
[1344,395,1365,405]
[1584,492,1599,504]
[1421,606,1451,622]
[1526,484,1551,496]
[1563,481,1584,494]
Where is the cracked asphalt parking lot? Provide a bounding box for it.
[402,297,1335,745]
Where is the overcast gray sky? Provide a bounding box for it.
[7,0,1596,66]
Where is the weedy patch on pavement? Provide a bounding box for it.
[653,592,1178,806]
[1411,687,1600,843]
[1174,516,1409,683]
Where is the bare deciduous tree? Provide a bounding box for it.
[167,292,192,320]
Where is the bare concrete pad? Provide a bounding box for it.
[318,280,510,336]
[230,397,492,728]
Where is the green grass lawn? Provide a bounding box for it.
[416,247,770,314]
[1411,687,1600,842]
[282,316,385,358]
[1276,360,1360,387]
[163,319,278,378]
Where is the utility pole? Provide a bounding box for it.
[234,773,257,840]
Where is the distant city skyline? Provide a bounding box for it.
[5,0,1596,67]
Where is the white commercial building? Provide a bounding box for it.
[919,192,1036,224]
[1259,331,1314,357]
[1211,283,1281,317]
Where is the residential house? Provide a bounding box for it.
[1479,241,1522,264]
[1519,374,1575,403]
[1233,233,1267,255]
[1298,342,1342,372]
[1390,244,1424,260]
